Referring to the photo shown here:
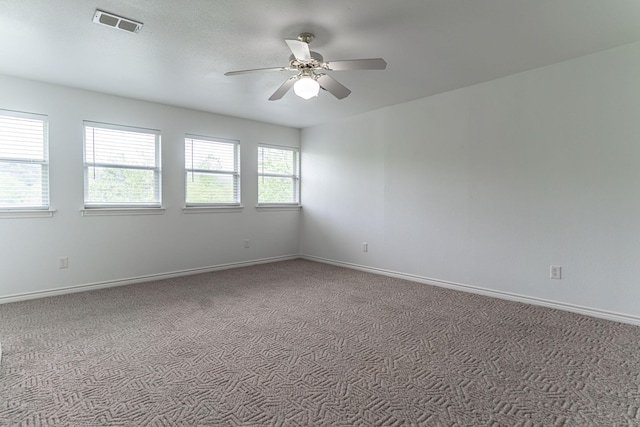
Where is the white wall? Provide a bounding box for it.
[0,75,300,300]
[301,41,640,320]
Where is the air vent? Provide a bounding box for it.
[93,10,143,34]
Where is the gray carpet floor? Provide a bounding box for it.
[1,259,639,426]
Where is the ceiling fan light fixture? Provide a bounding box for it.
[293,76,320,99]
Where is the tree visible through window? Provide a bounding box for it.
[258,145,300,205]
[0,110,49,209]
[185,135,240,205]
[83,122,161,208]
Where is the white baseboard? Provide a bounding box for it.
[0,255,299,305]
[301,254,640,327]
[4,253,639,328]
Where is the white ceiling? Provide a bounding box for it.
[2,0,640,128]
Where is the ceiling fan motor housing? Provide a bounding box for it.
[289,51,324,68]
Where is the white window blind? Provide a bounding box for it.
[258,145,300,205]
[185,135,240,206]
[84,122,161,208]
[0,110,49,210]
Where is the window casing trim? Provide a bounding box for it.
[0,109,49,210]
[0,209,56,219]
[184,134,240,207]
[83,121,162,209]
[83,120,161,135]
[255,205,302,211]
[257,144,300,206]
[80,207,165,216]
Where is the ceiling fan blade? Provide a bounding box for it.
[316,74,351,100]
[285,39,311,62]
[324,58,387,71]
[225,66,289,76]
[268,76,298,101]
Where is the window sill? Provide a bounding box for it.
[0,209,56,219]
[81,208,166,217]
[256,205,302,212]
[182,206,244,214]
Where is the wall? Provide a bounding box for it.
[0,75,300,301]
[300,41,640,321]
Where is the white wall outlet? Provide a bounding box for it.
[59,256,69,269]
[550,265,562,280]
[362,242,368,252]
[243,239,250,249]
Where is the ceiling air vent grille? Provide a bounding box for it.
[93,10,143,34]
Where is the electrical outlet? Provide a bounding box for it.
[362,242,368,252]
[243,239,250,249]
[59,256,69,269]
[550,265,562,280]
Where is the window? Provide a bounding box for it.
[185,135,240,206]
[0,110,49,210]
[84,122,161,208]
[258,145,300,205]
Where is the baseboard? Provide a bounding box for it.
[0,255,300,305]
[5,253,639,327]
[301,254,640,327]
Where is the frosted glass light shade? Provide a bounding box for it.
[293,77,320,99]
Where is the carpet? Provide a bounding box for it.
[1,259,639,426]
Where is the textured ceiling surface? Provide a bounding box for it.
[2,0,640,128]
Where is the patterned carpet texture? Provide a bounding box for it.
[1,259,639,426]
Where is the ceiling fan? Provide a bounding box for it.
[224,32,387,101]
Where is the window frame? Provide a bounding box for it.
[184,134,241,208]
[82,121,162,210]
[0,109,50,214]
[257,144,301,207]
